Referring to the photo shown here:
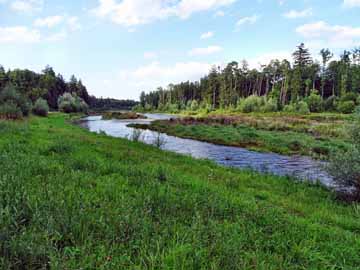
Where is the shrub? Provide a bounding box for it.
[337,101,355,114]
[0,84,31,119]
[306,90,323,112]
[0,101,23,119]
[328,112,360,199]
[32,98,49,117]
[261,98,278,113]
[340,92,358,103]
[238,95,264,113]
[284,101,310,114]
[323,96,338,111]
[58,92,88,113]
[190,100,199,111]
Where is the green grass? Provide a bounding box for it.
[0,114,360,269]
[133,118,350,159]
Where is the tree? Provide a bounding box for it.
[293,43,312,68]
[320,48,333,98]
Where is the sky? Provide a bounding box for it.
[0,0,360,100]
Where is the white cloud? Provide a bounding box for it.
[0,26,41,43]
[92,0,236,27]
[343,0,360,7]
[283,8,313,19]
[214,10,225,17]
[189,45,223,56]
[248,51,292,69]
[296,21,360,48]
[200,31,214,39]
[10,0,43,13]
[144,51,158,59]
[88,61,213,99]
[67,16,82,31]
[34,16,64,28]
[236,15,259,26]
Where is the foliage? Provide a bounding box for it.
[58,92,89,113]
[284,101,310,114]
[0,65,90,110]
[306,90,323,112]
[323,96,338,111]
[0,84,31,119]
[32,98,49,117]
[328,113,360,198]
[261,98,279,113]
[237,95,265,113]
[1,114,359,269]
[337,100,356,114]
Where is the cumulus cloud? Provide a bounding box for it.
[296,21,360,49]
[34,16,64,28]
[200,31,214,39]
[343,0,360,7]
[10,0,43,13]
[86,61,213,99]
[283,8,313,19]
[236,15,259,26]
[188,45,223,56]
[91,0,236,27]
[0,26,41,43]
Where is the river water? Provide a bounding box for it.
[78,114,334,187]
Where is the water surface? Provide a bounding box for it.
[78,114,334,187]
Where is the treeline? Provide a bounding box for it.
[89,97,139,111]
[138,44,360,114]
[0,65,91,110]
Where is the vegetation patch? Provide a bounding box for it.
[102,111,147,120]
[0,114,359,269]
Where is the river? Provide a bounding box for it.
[78,113,334,187]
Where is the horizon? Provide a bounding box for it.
[1,0,360,100]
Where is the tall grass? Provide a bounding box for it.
[0,114,359,269]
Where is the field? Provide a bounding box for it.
[131,112,352,159]
[0,114,360,269]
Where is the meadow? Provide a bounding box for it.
[0,113,359,269]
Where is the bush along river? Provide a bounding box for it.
[78,114,334,188]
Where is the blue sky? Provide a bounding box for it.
[0,0,360,100]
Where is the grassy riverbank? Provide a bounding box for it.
[131,112,351,159]
[1,114,360,269]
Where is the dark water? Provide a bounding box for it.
[78,114,334,187]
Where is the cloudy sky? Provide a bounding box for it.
[0,0,360,100]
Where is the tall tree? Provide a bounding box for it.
[320,48,333,98]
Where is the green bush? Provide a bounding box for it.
[340,92,358,103]
[58,92,88,113]
[33,98,49,117]
[238,95,264,113]
[323,96,338,111]
[337,101,355,114]
[190,100,199,111]
[328,113,360,199]
[284,101,310,114]
[306,90,323,112]
[0,84,31,119]
[0,101,23,119]
[261,98,278,113]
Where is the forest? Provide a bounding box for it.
[138,44,360,114]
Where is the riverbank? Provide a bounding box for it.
[130,112,351,159]
[1,114,359,269]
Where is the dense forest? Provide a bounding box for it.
[138,44,360,114]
